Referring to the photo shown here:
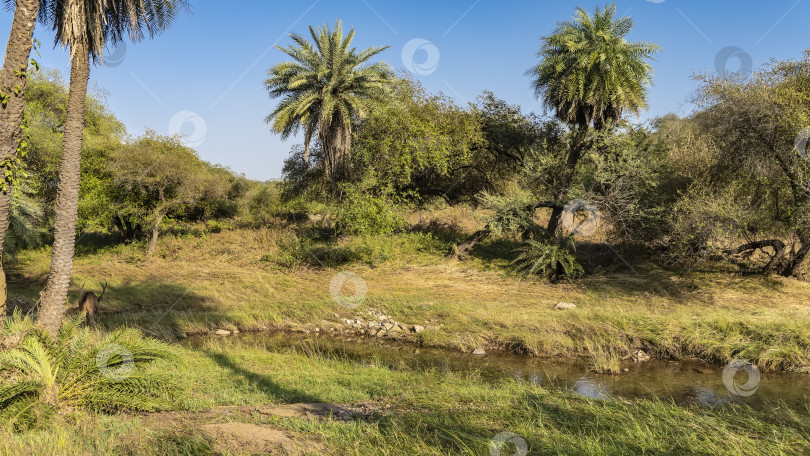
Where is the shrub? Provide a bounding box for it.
[0,316,179,431]
[511,236,584,281]
[335,183,407,236]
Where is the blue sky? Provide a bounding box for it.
[1,0,808,180]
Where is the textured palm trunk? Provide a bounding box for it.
[320,116,351,190]
[37,47,90,336]
[545,125,590,236]
[0,0,41,316]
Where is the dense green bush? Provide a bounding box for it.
[0,316,179,432]
[335,182,408,236]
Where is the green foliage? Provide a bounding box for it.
[0,317,179,431]
[335,181,408,236]
[511,236,584,281]
[265,20,394,183]
[351,77,483,201]
[475,192,539,237]
[4,181,43,264]
[678,50,810,274]
[268,230,446,269]
[530,3,659,129]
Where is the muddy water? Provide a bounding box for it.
[187,332,810,410]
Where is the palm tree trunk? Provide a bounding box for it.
[37,47,90,336]
[0,0,41,316]
[546,125,589,236]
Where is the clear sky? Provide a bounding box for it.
[1,0,808,180]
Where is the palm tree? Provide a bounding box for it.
[265,20,393,186]
[36,0,188,336]
[529,4,659,235]
[0,0,47,316]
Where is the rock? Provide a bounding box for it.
[472,348,487,356]
[631,350,650,363]
[554,302,577,310]
[382,322,396,331]
[411,325,425,333]
[390,325,405,333]
[214,329,231,336]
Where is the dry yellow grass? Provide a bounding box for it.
[8,227,810,371]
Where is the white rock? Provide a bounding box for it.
[554,302,577,310]
[472,348,486,356]
[412,325,425,333]
[214,329,231,336]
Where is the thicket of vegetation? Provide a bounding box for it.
[1,2,809,449]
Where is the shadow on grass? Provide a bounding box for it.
[201,349,322,404]
[7,271,230,341]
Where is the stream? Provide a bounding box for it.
[186,332,810,410]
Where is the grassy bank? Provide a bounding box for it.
[7,226,810,373]
[3,336,810,455]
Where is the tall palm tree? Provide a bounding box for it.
[0,0,47,315]
[37,0,188,336]
[265,20,393,186]
[529,4,659,235]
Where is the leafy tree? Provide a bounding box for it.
[351,77,483,203]
[265,20,394,186]
[110,132,230,257]
[681,51,810,276]
[0,0,48,315]
[529,3,659,235]
[37,0,189,336]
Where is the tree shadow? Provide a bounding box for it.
[6,272,230,341]
[200,348,322,404]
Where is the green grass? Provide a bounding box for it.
[3,225,810,454]
[2,337,809,455]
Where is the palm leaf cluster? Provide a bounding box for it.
[511,236,584,281]
[530,4,659,129]
[38,0,189,61]
[0,316,179,430]
[265,20,393,183]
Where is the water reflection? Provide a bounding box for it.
[572,376,610,400]
[186,332,810,411]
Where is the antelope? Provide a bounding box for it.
[73,280,107,328]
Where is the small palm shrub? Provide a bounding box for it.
[0,316,179,431]
[511,236,584,281]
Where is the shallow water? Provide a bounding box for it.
[186,332,810,410]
